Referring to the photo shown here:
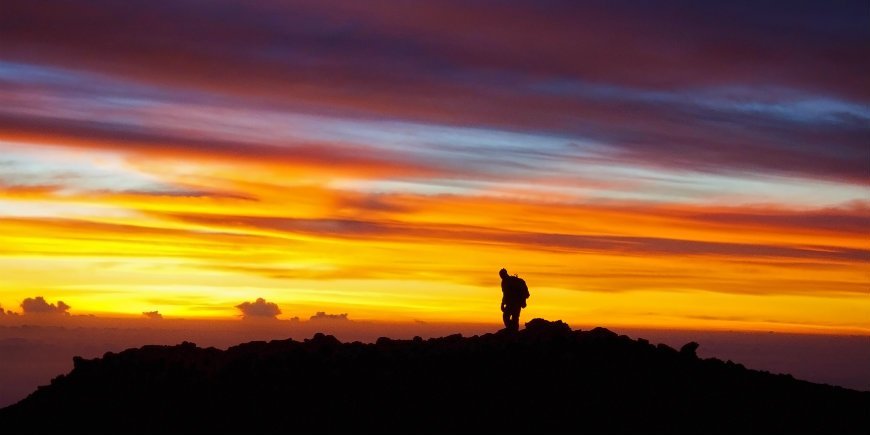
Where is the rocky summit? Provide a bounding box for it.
[0,319,867,434]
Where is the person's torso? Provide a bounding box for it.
[502,277,526,304]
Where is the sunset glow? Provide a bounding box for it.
[0,1,867,334]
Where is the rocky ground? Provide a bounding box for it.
[1,318,867,434]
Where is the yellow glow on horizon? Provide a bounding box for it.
[0,139,867,336]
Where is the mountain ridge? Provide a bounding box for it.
[1,318,866,434]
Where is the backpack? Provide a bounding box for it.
[510,275,530,307]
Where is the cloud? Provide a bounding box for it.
[0,1,867,183]
[0,305,18,316]
[0,115,450,180]
[167,212,870,264]
[309,312,349,321]
[4,1,867,99]
[0,0,866,325]
[20,297,70,315]
[687,208,870,235]
[142,311,163,320]
[235,298,281,320]
[0,216,276,261]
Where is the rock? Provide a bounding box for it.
[680,341,700,357]
[524,318,572,334]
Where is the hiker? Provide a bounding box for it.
[499,268,530,331]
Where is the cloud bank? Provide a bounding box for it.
[235,298,282,320]
[310,312,349,321]
[21,297,70,315]
[142,311,163,320]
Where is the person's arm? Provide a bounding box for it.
[500,281,507,311]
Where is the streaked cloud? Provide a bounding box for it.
[0,1,866,333]
[2,1,867,182]
[164,211,868,264]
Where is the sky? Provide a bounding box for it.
[0,0,868,334]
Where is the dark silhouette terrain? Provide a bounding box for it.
[0,319,866,434]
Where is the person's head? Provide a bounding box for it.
[499,268,509,279]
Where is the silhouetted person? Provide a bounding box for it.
[499,268,530,331]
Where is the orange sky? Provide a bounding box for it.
[0,136,867,334]
[0,1,868,334]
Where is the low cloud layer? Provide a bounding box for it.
[235,298,281,320]
[142,311,163,320]
[310,312,349,321]
[21,297,70,315]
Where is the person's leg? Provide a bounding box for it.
[509,307,521,331]
[503,310,511,329]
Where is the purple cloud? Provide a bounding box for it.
[20,297,70,315]
[0,1,866,183]
[235,298,281,319]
